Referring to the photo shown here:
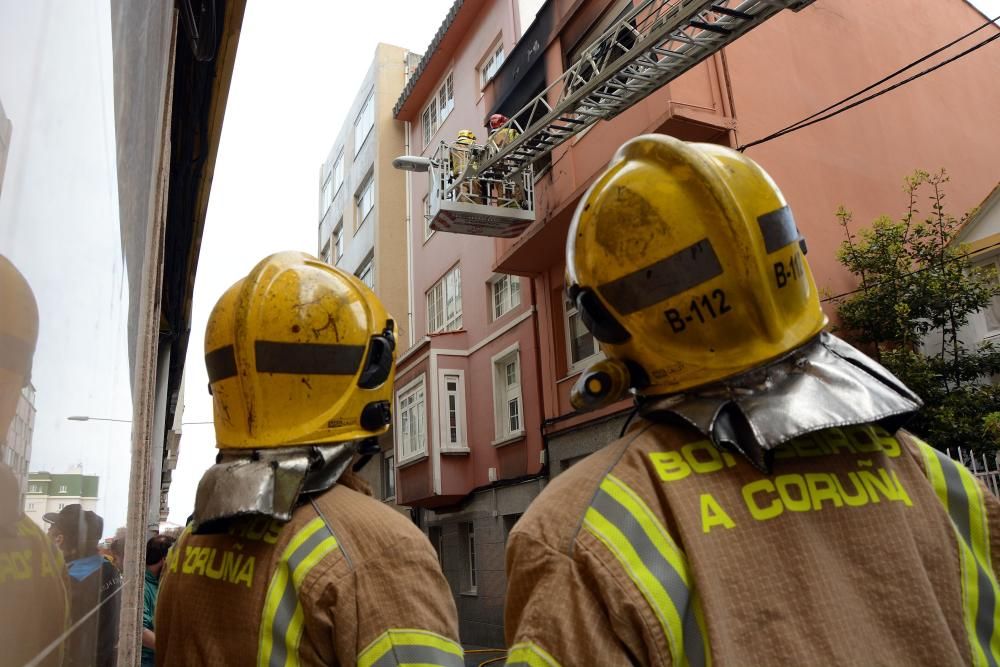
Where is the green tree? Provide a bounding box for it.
[834,169,1000,453]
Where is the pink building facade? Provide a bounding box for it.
[393,0,1000,646]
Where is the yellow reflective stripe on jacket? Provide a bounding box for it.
[357,628,464,667]
[506,641,561,667]
[583,474,709,667]
[257,517,339,667]
[917,438,1000,667]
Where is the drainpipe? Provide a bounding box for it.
[529,277,551,476]
[404,119,415,348]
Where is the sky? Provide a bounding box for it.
[0,0,996,531]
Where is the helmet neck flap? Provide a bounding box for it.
[638,332,923,473]
[192,440,363,531]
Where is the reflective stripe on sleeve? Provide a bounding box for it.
[917,438,1000,667]
[257,517,339,667]
[583,474,709,667]
[506,641,561,667]
[357,629,464,667]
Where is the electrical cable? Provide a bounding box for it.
[738,15,1000,151]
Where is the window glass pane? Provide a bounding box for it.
[334,155,344,191]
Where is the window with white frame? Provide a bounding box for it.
[334,221,344,262]
[491,274,521,320]
[480,40,505,88]
[57,503,65,510]
[493,346,523,440]
[423,195,434,240]
[427,265,462,333]
[422,73,454,147]
[382,452,395,500]
[321,175,333,214]
[979,257,1000,334]
[27,502,36,512]
[462,522,477,592]
[333,154,344,193]
[355,90,375,155]
[357,175,374,226]
[58,485,67,494]
[29,484,38,493]
[320,238,333,264]
[357,257,374,289]
[439,371,467,449]
[396,377,426,460]
[565,296,599,369]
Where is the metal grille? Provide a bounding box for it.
[947,447,1000,496]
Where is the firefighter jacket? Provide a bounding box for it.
[505,419,1000,666]
[0,514,69,667]
[155,475,462,666]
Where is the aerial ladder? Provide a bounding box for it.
[394,0,814,238]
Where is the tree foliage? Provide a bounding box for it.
[834,169,1000,453]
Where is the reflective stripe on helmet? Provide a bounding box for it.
[583,474,709,667]
[206,342,366,383]
[756,206,801,254]
[257,517,339,667]
[357,628,464,667]
[596,239,722,316]
[506,641,561,666]
[916,439,1000,667]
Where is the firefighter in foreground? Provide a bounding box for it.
[0,255,69,667]
[504,136,1000,665]
[154,252,462,666]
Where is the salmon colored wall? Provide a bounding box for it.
[726,0,1000,302]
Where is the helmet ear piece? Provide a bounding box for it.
[571,286,630,345]
[358,321,396,389]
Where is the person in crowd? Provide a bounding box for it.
[46,504,122,667]
[503,135,1000,665]
[141,533,176,667]
[155,252,461,666]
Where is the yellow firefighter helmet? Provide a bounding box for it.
[566,135,826,399]
[0,256,39,437]
[205,251,397,449]
[457,130,477,145]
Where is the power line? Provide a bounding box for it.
[738,15,1000,151]
[820,238,1000,304]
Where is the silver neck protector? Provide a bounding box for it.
[192,441,356,531]
[639,332,923,472]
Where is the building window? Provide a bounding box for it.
[503,513,523,543]
[396,376,427,461]
[333,154,344,193]
[565,296,599,370]
[27,502,35,512]
[57,503,65,510]
[320,239,333,264]
[493,346,523,440]
[428,525,443,566]
[422,73,454,147]
[58,485,67,494]
[480,40,505,88]
[427,265,462,333]
[357,257,374,289]
[334,221,344,263]
[491,274,521,320]
[357,175,374,227]
[321,175,333,215]
[29,484,38,493]
[382,452,395,500]
[423,195,434,240]
[355,90,375,155]
[461,522,477,593]
[439,371,467,449]
[979,257,1000,334]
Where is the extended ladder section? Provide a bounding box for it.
[480,0,809,177]
[427,0,811,237]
